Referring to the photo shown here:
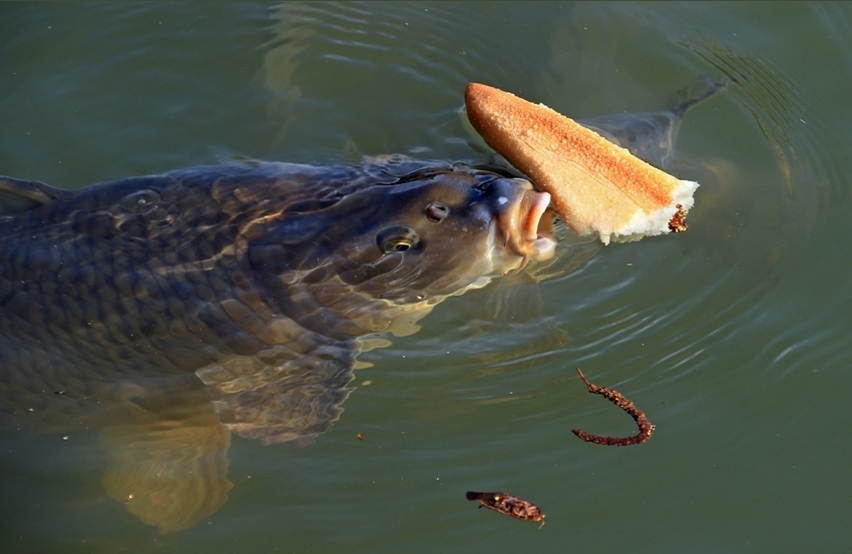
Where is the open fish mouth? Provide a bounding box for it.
[496,185,556,268]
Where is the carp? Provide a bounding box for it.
[0,76,721,532]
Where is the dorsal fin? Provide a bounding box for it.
[0,176,66,215]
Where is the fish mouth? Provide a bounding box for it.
[496,186,556,269]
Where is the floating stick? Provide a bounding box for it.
[466,491,545,528]
[572,367,655,446]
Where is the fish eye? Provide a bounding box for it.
[425,202,449,222]
[376,225,419,254]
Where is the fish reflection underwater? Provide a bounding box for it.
[0,77,722,532]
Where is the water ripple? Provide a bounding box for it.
[682,33,818,201]
[255,2,557,160]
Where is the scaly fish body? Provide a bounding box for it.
[0,159,553,444]
[0,77,721,531]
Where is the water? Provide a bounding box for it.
[2,2,851,552]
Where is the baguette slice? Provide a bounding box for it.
[465,82,698,245]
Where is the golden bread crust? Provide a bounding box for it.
[465,82,696,243]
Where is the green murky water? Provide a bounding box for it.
[2,2,851,552]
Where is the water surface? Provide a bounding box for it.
[2,2,851,553]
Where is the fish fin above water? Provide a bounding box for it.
[577,75,726,169]
[196,342,357,446]
[666,74,727,119]
[0,176,66,215]
[99,402,233,534]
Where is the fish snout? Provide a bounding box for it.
[485,177,556,266]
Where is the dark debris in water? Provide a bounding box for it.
[466,491,545,528]
[572,367,655,446]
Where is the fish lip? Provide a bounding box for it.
[496,187,557,266]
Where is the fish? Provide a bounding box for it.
[0,159,554,532]
[0,77,721,532]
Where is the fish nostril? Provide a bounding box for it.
[484,178,525,214]
[425,202,449,222]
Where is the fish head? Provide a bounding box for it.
[248,164,555,335]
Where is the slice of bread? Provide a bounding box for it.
[465,82,698,244]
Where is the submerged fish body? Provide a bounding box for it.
[0,159,554,437]
[0,159,553,531]
[0,78,722,532]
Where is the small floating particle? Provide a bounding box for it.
[356,433,365,441]
[667,203,688,233]
[54,390,66,395]
[572,367,655,446]
[466,491,545,527]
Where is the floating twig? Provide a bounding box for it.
[572,367,655,446]
[466,491,545,528]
